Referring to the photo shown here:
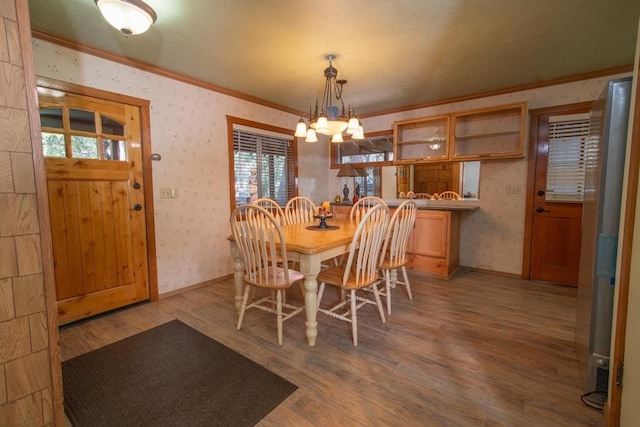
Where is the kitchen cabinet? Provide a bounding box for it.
[407,210,460,277]
[331,205,461,278]
[393,115,450,164]
[392,102,527,164]
[331,204,352,219]
[451,102,526,160]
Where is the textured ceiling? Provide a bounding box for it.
[28,0,640,116]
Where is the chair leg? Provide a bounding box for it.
[384,269,392,315]
[317,282,326,309]
[372,284,387,323]
[276,289,283,346]
[350,290,358,346]
[401,266,413,300]
[236,285,251,330]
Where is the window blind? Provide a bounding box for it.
[545,113,590,202]
[233,129,294,207]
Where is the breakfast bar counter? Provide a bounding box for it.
[332,200,479,278]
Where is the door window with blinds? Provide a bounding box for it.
[546,113,590,201]
[233,127,295,208]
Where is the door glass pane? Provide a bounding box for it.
[71,135,99,159]
[101,115,125,136]
[40,108,63,129]
[103,139,128,161]
[69,109,96,132]
[42,132,66,157]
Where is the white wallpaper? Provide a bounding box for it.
[33,37,630,290]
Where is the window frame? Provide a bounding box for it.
[227,116,298,213]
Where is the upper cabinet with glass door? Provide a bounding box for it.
[392,102,527,164]
[451,102,526,160]
[393,115,450,164]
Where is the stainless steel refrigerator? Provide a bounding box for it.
[575,77,632,395]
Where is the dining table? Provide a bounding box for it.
[229,216,358,346]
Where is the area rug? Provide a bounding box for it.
[62,319,297,426]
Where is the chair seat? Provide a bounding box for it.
[379,254,409,270]
[317,264,381,290]
[245,266,304,290]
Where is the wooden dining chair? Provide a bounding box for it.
[230,204,304,345]
[284,196,316,225]
[407,191,416,199]
[436,191,461,200]
[379,200,418,314]
[316,203,390,345]
[350,196,387,222]
[253,197,285,225]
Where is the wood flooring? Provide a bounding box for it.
[59,269,605,427]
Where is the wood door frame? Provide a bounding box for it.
[522,102,594,280]
[36,76,159,301]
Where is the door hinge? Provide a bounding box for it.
[616,362,624,386]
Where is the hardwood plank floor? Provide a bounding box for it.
[59,269,605,426]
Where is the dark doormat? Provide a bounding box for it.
[62,319,297,426]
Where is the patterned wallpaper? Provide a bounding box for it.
[33,38,629,290]
[368,75,629,274]
[32,39,306,293]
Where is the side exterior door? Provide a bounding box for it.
[523,102,593,286]
[39,90,150,324]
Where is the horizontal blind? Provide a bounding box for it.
[546,114,590,202]
[234,129,294,207]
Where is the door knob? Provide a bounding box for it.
[133,204,143,211]
[537,190,545,196]
[535,206,550,213]
[133,182,141,190]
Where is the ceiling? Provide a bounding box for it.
[28,1,640,117]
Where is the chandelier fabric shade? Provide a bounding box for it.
[294,55,365,143]
[94,0,157,36]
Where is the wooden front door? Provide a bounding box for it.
[524,103,592,286]
[39,91,150,324]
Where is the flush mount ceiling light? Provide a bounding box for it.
[94,0,157,36]
[294,55,365,143]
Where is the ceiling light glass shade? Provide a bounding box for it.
[346,117,360,134]
[331,133,344,143]
[94,0,157,36]
[313,120,349,136]
[305,129,318,143]
[295,55,364,142]
[294,118,307,137]
[351,125,365,140]
[314,116,329,133]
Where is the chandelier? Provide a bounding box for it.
[294,55,365,143]
[94,0,158,36]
